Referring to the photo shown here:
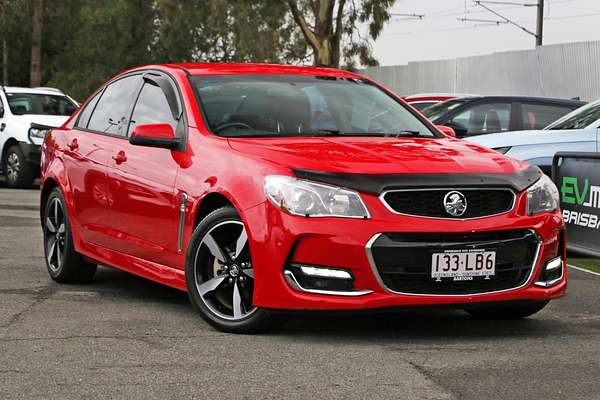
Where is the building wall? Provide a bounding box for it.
[363,41,600,101]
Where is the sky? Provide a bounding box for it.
[372,0,600,66]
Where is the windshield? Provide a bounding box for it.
[421,98,468,121]
[191,74,437,138]
[6,92,76,116]
[545,100,600,130]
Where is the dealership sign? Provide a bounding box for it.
[553,152,600,257]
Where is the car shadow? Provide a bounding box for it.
[274,310,563,343]
[83,266,567,342]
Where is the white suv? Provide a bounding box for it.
[0,87,78,187]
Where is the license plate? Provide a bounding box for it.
[431,250,496,281]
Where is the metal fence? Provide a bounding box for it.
[363,40,600,101]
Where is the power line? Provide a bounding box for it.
[474,0,538,38]
[381,11,599,37]
[475,1,537,6]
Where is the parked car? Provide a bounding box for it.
[404,93,472,111]
[0,87,78,187]
[40,63,566,333]
[422,96,585,138]
[469,99,600,175]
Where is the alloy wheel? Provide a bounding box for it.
[45,197,66,272]
[193,220,256,321]
[6,152,20,183]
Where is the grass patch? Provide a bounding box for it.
[568,258,600,274]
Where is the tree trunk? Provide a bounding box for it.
[313,38,333,66]
[0,0,7,85]
[288,0,344,68]
[2,39,7,86]
[30,0,43,87]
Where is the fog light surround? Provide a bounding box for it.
[535,257,564,287]
[284,263,372,297]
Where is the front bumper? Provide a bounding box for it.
[245,190,567,311]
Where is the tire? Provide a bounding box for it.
[465,300,549,320]
[43,187,97,283]
[3,145,35,188]
[186,206,275,333]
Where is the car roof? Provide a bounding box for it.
[405,93,474,100]
[449,95,585,106]
[2,86,66,96]
[132,62,364,79]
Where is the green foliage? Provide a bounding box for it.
[48,0,156,100]
[343,0,395,67]
[0,0,32,86]
[0,0,391,100]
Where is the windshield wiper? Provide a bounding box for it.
[385,130,422,137]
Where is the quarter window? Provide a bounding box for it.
[87,75,140,136]
[521,103,573,130]
[128,81,178,135]
[76,90,102,129]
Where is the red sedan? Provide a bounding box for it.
[40,63,566,333]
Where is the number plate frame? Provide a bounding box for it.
[431,249,496,281]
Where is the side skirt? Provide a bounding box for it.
[78,240,187,292]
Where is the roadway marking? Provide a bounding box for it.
[568,264,600,277]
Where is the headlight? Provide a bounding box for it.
[493,146,511,154]
[526,174,559,215]
[28,127,49,142]
[264,175,369,218]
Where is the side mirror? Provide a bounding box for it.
[129,123,181,150]
[436,125,456,137]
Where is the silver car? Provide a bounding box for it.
[468,100,600,175]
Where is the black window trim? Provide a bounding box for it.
[73,69,188,149]
[74,72,143,140]
[127,70,188,152]
[74,87,105,130]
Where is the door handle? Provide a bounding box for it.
[112,151,127,164]
[0,123,5,132]
[67,138,79,151]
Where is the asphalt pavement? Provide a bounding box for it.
[0,187,599,400]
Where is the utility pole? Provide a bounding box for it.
[536,0,544,46]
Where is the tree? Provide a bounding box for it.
[287,0,395,68]
[152,0,308,64]
[48,0,155,100]
[30,0,43,86]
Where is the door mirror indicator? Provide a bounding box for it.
[129,123,181,150]
[436,125,456,137]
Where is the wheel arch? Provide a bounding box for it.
[192,191,236,228]
[1,137,19,165]
[40,177,59,222]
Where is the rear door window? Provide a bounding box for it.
[87,75,141,136]
[521,103,574,130]
[448,102,512,136]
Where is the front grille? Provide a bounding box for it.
[381,189,515,219]
[367,230,539,295]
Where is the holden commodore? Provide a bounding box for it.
[39,63,566,333]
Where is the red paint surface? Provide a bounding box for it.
[40,63,566,310]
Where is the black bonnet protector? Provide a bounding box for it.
[292,165,542,195]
